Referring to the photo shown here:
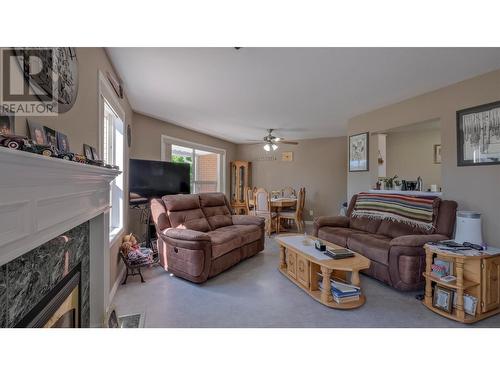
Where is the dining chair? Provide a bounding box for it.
[281,186,296,198]
[254,188,277,236]
[278,187,306,233]
[245,186,255,215]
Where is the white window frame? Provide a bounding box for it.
[98,71,126,246]
[161,134,226,194]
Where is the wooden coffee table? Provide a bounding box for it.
[276,234,371,309]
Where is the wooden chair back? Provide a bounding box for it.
[254,188,271,214]
[245,186,255,214]
[296,187,306,216]
[282,186,296,198]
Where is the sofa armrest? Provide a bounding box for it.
[314,216,350,229]
[161,228,211,242]
[231,215,265,227]
[390,234,448,248]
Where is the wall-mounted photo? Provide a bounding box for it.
[27,120,47,145]
[57,131,70,152]
[282,151,293,161]
[457,101,500,166]
[0,110,15,135]
[349,132,369,172]
[433,144,441,164]
[44,126,57,148]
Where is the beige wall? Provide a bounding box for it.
[386,128,442,190]
[8,47,133,293]
[348,68,500,245]
[236,137,347,220]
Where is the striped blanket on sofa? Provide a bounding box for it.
[351,193,439,231]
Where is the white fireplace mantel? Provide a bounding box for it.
[0,146,121,326]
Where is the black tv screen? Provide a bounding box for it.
[129,159,190,199]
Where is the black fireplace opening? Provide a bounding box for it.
[15,264,82,328]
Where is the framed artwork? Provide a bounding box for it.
[83,144,94,160]
[433,285,454,313]
[349,132,369,172]
[44,126,57,148]
[91,146,99,160]
[433,144,441,164]
[56,131,70,152]
[282,151,293,161]
[0,110,15,135]
[27,120,47,145]
[457,101,500,166]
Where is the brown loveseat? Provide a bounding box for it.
[150,192,265,283]
[313,194,457,291]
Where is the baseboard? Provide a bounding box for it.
[109,265,125,305]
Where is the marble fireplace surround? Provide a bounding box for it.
[0,146,120,327]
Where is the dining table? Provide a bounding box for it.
[249,197,297,211]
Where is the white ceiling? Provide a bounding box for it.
[107,48,500,144]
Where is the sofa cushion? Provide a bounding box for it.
[163,194,200,211]
[347,233,392,265]
[199,193,233,230]
[317,227,363,248]
[163,194,211,232]
[207,227,243,259]
[376,220,428,238]
[349,216,381,234]
[229,224,262,245]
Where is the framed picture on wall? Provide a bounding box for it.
[349,132,369,172]
[457,101,500,166]
[433,144,442,164]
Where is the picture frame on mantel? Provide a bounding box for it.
[349,132,369,172]
[457,100,500,167]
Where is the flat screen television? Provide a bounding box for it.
[129,159,190,199]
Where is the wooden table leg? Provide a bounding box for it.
[424,249,433,306]
[351,270,360,287]
[321,266,333,304]
[279,245,287,270]
[456,259,465,320]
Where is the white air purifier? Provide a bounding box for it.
[454,211,483,245]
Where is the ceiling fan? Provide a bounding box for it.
[248,129,299,151]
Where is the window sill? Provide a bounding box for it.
[109,227,124,248]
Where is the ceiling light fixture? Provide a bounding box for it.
[263,142,278,152]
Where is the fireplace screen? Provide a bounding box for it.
[15,265,81,328]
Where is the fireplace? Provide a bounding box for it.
[0,222,90,328]
[0,146,121,327]
[15,265,82,328]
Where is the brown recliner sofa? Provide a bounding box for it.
[150,192,265,283]
[313,194,457,291]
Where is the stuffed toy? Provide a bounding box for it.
[120,233,153,264]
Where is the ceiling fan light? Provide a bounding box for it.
[263,143,271,152]
[272,143,278,151]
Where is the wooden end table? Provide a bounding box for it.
[276,234,371,309]
[423,244,500,324]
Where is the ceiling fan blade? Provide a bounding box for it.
[278,141,299,145]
